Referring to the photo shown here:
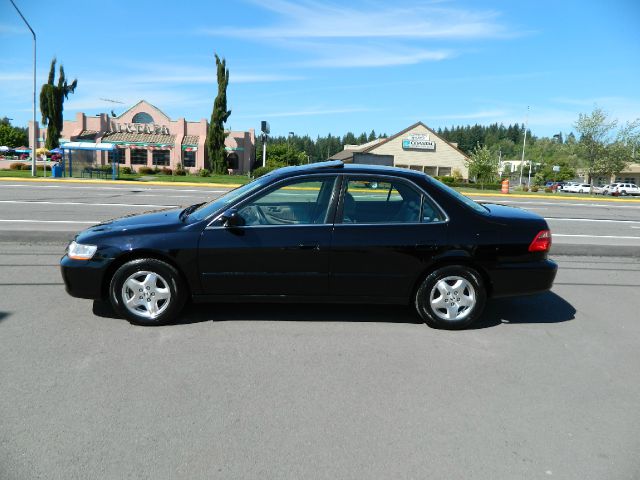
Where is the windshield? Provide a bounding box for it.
[427,177,489,214]
[189,174,275,221]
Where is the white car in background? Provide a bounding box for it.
[609,183,640,196]
[565,183,592,193]
[560,182,578,192]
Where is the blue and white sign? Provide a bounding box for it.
[402,133,436,151]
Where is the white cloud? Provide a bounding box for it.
[202,0,512,40]
[198,0,516,69]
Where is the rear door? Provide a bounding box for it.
[329,175,448,301]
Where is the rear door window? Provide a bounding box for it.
[340,177,443,224]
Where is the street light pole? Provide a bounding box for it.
[10,0,37,177]
[518,106,530,187]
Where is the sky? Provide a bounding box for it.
[1,0,639,139]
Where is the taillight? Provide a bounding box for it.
[529,230,552,252]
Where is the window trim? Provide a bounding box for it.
[335,173,449,226]
[205,173,341,229]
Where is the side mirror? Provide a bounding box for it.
[220,208,245,227]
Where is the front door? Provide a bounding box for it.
[198,175,338,296]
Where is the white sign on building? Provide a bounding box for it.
[402,133,436,151]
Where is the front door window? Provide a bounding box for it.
[237,177,337,226]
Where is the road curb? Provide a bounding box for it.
[466,191,640,203]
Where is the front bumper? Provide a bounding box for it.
[488,259,558,298]
[60,254,111,300]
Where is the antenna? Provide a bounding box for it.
[99,98,125,104]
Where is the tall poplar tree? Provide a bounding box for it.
[206,54,231,174]
[39,58,77,149]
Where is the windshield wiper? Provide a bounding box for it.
[179,202,206,221]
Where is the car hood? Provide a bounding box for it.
[81,208,184,237]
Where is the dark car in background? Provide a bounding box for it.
[61,161,557,330]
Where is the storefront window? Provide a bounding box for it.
[108,149,124,164]
[438,167,452,176]
[131,149,147,165]
[153,149,170,166]
[182,151,196,168]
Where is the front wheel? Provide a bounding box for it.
[109,258,186,326]
[415,266,486,329]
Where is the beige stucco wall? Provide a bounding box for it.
[369,124,469,179]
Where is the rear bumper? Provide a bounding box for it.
[487,259,557,298]
[60,255,109,300]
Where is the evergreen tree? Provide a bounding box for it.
[39,58,77,149]
[206,54,231,174]
[368,129,376,142]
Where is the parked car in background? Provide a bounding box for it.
[60,161,557,330]
[565,183,592,193]
[560,182,578,192]
[597,184,611,195]
[609,183,640,196]
[591,185,605,195]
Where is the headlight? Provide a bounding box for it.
[67,241,97,260]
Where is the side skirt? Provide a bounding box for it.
[191,294,408,305]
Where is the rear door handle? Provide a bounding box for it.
[297,242,320,251]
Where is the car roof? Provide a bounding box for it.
[267,160,429,181]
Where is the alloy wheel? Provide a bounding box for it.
[429,276,476,321]
[121,270,172,320]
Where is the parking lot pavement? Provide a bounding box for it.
[1,242,639,480]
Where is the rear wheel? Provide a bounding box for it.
[109,258,186,326]
[415,266,486,329]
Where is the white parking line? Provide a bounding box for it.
[495,200,640,209]
[0,219,98,224]
[0,184,227,193]
[546,217,640,224]
[0,200,179,208]
[554,234,640,240]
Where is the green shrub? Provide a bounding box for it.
[530,185,539,192]
[138,166,155,175]
[435,175,456,185]
[21,164,32,170]
[521,185,529,192]
[35,165,51,172]
[198,168,210,177]
[160,167,172,175]
[120,166,133,175]
[544,187,553,193]
[252,166,277,178]
[9,162,24,170]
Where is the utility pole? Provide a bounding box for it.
[518,106,530,187]
[10,0,36,177]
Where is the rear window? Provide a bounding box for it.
[428,177,488,214]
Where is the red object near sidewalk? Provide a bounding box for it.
[501,179,509,194]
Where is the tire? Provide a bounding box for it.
[109,258,186,326]
[414,265,486,330]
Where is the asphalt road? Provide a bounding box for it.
[0,242,638,479]
[1,179,640,256]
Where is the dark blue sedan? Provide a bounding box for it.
[61,161,557,329]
